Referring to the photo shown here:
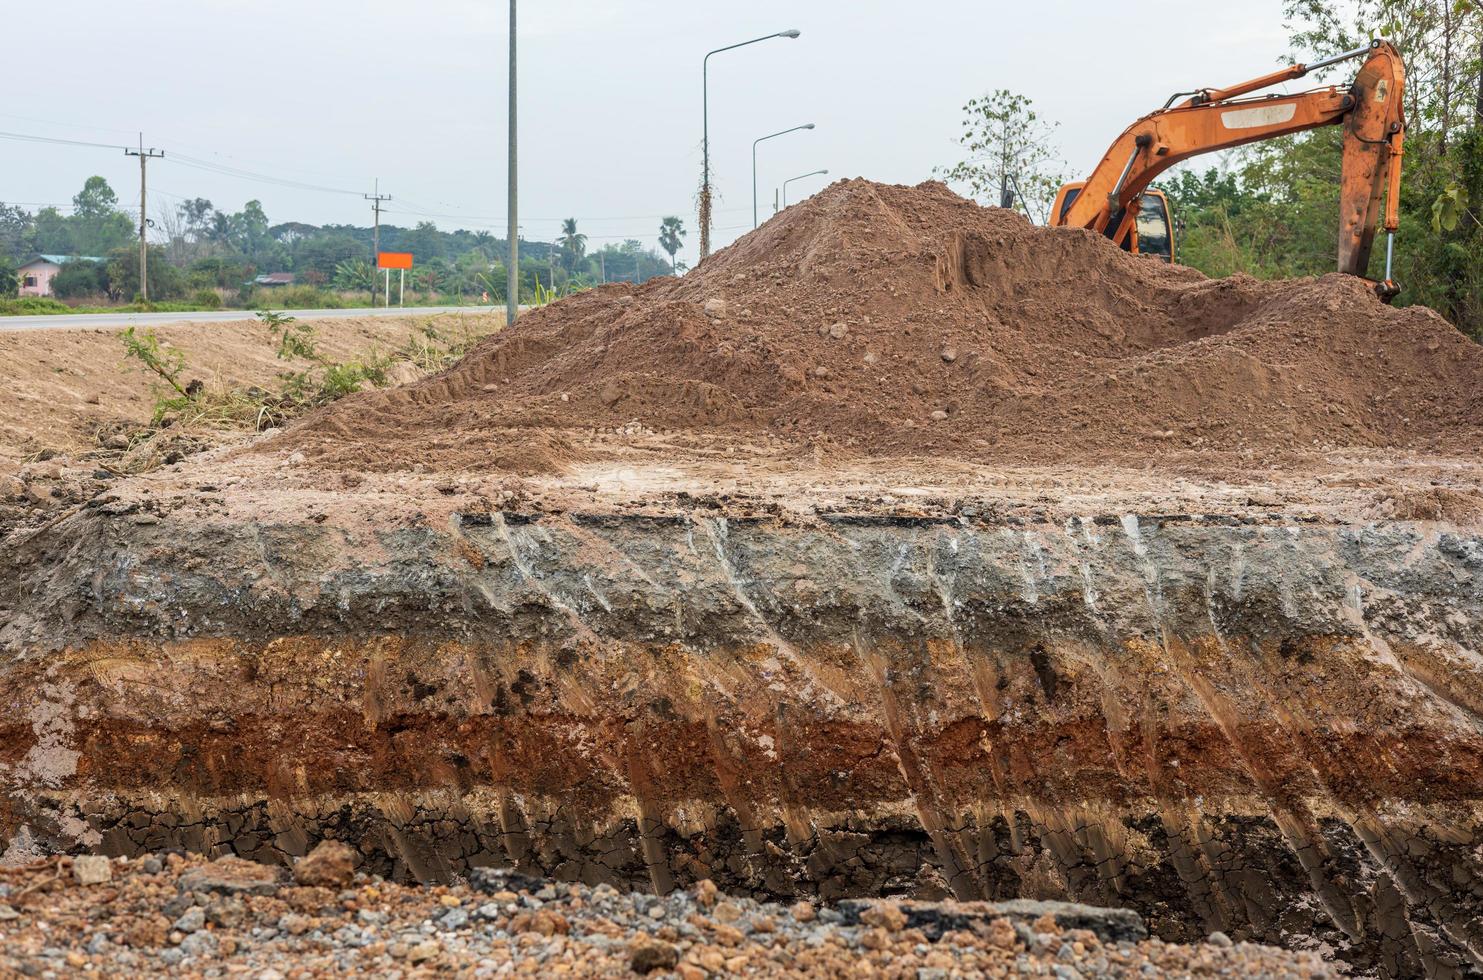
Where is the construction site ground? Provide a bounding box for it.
[3,181,1482,978]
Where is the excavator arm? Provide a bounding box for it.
[1054,40,1406,295]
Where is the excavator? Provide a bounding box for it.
[1049,39,1406,298]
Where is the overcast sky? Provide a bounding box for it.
[3,1,1300,266]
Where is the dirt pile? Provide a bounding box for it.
[281,178,1483,472]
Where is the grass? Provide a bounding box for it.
[97,310,500,475]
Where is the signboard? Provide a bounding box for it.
[377,251,413,270]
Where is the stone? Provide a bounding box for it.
[940,348,958,363]
[72,855,113,886]
[408,940,441,963]
[176,853,280,895]
[293,840,358,888]
[702,297,728,319]
[1208,931,1233,948]
[713,902,743,924]
[859,903,906,932]
[386,361,422,386]
[441,908,470,930]
[790,901,816,923]
[828,322,849,339]
[813,365,830,378]
[693,879,718,909]
[172,907,205,934]
[104,434,130,450]
[931,410,949,421]
[629,940,679,973]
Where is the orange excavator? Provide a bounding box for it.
[1049,39,1406,298]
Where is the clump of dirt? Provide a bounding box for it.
[278,179,1483,472]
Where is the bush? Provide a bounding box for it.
[51,260,108,299]
[192,288,223,310]
[264,284,343,309]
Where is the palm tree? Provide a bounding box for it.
[658,216,685,274]
[557,218,587,273]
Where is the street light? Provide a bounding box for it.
[782,169,829,207]
[701,29,801,259]
[753,123,814,228]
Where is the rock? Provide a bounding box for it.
[840,899,1147,945]
[702,297,728,319]
[1209,931,1233,948]
[386,361,423,386]
[828,322,849,339]
[172,907,205,934]
[0,476,24,500]
[441,908,469,930]
[859,902,906,932]
[693,879,718,909]
[408,939,441,963]
[931,410,949,421]
[941,348,958,363]
[293,840,358,888]
[864,351,878,365]
[72,855,113,886]
[104,434,130,450]
[84,392,102,405]
[813,366,831,378]
[629,939,678,973]
[0,905,18,920]
[278,913,314,936]
[713,902,743,924]
[176,856,280,897]
[790,900,815,922]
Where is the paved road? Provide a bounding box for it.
[0,305,499,332]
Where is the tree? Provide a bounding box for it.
[72,176,119,221]
[0,204,35,262]
[0,257,16,297]
[557,218,587,273]
[936,89,1065,221]
[658,216,685,273]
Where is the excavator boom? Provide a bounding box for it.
[1053,40,1406,294]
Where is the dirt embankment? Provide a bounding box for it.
[0,311,502,467]
[281,178,1483,475]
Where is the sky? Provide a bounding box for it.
[2,0,1300,267]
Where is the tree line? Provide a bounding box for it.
[0,181,687,307]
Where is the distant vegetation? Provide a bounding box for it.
[0,184,684,313]
[937,0,1483,341]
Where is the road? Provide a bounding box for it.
[0,305,498,332]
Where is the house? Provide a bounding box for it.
[252,272,296,287]
[16,254,105,297]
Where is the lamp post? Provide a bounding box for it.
[701,28,800,260]
[782,169,829,207]
[753,123,814,228]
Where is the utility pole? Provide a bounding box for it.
[507,0,519,326]
[124,135,163,302]
[364,179,391,307]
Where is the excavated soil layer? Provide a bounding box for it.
[4,180,1483,978]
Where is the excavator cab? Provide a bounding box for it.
[1050,182,1175,263]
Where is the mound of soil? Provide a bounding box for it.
[281,179,1483,472]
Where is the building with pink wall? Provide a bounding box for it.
[16,254,104,297]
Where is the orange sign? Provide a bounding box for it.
[377,252,413,270]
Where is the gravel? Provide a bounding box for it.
[0,853,1339,977]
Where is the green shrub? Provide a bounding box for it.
[192,288,223,310]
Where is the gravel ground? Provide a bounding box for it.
[0,847,1338,978]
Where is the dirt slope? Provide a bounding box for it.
[281,179,1483,474]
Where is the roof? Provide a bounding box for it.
[253,272,296,285]
[19,254,106,267]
